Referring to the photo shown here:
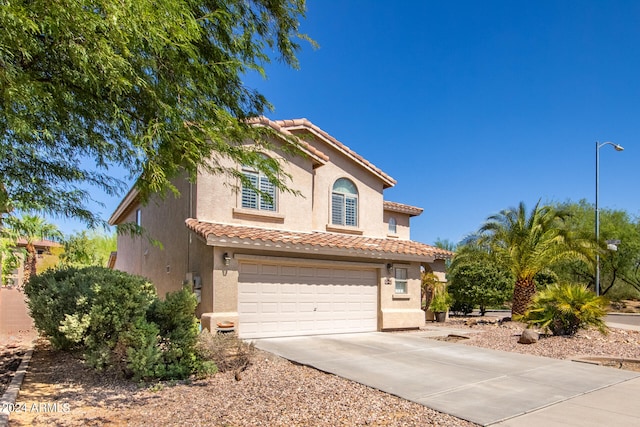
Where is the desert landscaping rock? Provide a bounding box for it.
[518,328,539,344]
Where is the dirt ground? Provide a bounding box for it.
[610,299,640,313]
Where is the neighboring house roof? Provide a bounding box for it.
[15,239,61,249]
[274,118,397,189]
[185,219,454,261]
[383,201,424,217]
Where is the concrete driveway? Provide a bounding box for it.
[254,332,640,426]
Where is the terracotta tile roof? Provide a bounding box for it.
[273,118,397,189]
[248,116,329,164]
[383,201,424,217]
[15,238,61,248]
[185,219,453,260]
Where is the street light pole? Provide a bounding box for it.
[595,141,624,296]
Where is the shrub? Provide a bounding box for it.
[195,332,254,374]
[448,260,513,315]
[429,289,453,312]
[25,266,206,381]
[148,288,200,379]
[82,270,157,372]
[24,267,142,350]
[450,300,474,315]
[521,283,608,336]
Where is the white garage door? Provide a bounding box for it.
[238,261,378,338]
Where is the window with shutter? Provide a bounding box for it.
[241,166,276,212]
[331,178,358,227]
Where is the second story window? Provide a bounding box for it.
[331,178,358,227]
[388,217,397,234]
[241,166,276,212]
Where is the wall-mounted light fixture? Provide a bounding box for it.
[386,263,393,274]
[223,252,231,266]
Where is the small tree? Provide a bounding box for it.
[464,201,593,316]
[448,259,513,315]
[60,230,117,267]
[421,271,440,311]
[4,215,62,285]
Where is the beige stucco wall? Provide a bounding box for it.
[304,137,386,237]
[379,262,425,329]
[194,135,390,238]
[383,211,412,240]
[114,178,194,300]
[195,142,316,232]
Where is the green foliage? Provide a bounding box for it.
[82,269,157,372]
[448,249,513,315]
[25,267,100,349]
[0,0,313,227]
[3,214,63,284]
[60,230,117,267]
[121,318,164,382]
[463,200,593,315]
[24,266,205,381]
[429,282,453,312]
[552,200,640,298]
[521,283,608,336]
[0,238,21,286]
[148,288,200,379]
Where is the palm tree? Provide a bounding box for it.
[463,201,592,316]
[5,215,63,285]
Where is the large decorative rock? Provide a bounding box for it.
[518,329,539,344]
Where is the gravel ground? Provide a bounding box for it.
[4,319,640,427]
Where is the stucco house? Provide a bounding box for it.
[109,118,452,339]
[4,238,61,288]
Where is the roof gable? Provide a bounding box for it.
[273,118,397,189]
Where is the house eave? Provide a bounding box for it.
[203,235,441,263]
[108,186,140,225]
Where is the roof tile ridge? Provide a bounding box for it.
[277,119,396,186]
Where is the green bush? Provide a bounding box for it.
[148,288,200,379]
[25,266,206,381]
[450,300,474,315]
[521,283,608,336]
[429,290,453,312]
[448,260,513,315]
[25,267,131,349]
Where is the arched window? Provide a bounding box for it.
[388,217,397,234]
[331,178,358,227]
[241,163,276,211]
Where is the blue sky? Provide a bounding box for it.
[58,1,640,246]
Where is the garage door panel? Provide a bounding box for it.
[240,263,259,274]
[299,267,315,277]
[316,267,333,278]
[239,262,378,338]
[280,302,297,313]
[280,283,297,294]
[298,302,315,311]
[281,266,297,276]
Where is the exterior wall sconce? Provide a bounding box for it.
[223,252,231,266]
[386,263,393,274]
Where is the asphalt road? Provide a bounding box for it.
[606,313,640,327]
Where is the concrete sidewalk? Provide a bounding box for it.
[255,332,640,426]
